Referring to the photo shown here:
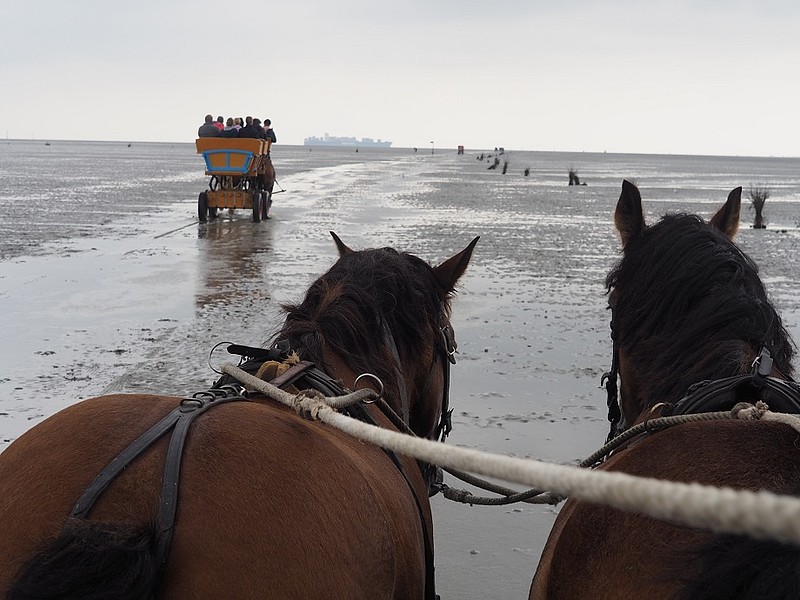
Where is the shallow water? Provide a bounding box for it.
[2,140,800,598]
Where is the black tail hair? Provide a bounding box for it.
[8,519,159,600]
[675,535,800,600]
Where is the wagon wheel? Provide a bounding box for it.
[261,191,271,220]
[198,192,208,223]
[208,206,218,219]
[251,191,261,223]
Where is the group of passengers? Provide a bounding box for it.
[198,115,276,143]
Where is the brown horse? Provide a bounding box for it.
[0,233,478,600]
[531,181,800,600]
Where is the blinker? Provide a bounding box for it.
[754,347,773,378]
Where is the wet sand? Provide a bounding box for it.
[2,143,800,598]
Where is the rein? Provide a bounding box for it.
[440,347,800,508]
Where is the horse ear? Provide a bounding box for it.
[614,180,646,249]
[330,231,354,256]
[709,187,742,239]
[434,236,479,294]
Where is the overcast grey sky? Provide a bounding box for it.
[2,0,798,156]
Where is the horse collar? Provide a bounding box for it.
[662,348,800,417]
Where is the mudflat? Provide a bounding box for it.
[2,141,799,598]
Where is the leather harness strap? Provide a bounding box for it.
[69,385,249,576]
[662,374,800,417]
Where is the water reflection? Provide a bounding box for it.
[195,218,274,309]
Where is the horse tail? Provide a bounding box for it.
[8,520,160,600]
[676,535,800,600]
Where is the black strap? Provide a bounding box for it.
[601,322,621,441]
[153,394,247,574]
[662,375,800,417]
[659,347,800,417]
[287,358,438,599]
[69,388,250,575]
[70,407,184,518]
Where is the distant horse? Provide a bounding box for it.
[256,155,276,218]
[531,181,800,599]
[0,233,479,600]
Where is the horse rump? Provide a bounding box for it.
[675,534,800,600]
[8,518,159,600]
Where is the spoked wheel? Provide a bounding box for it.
[261,191,271,220]
[198,192,208,222]
[251,191,261,223]
[208,206,218,219]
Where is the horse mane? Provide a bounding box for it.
[273,247,450,411]
[606,213,794,408]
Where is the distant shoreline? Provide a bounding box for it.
[2,138,799,160]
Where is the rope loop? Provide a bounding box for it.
[731,400,768,420]
[292,389,329,421]
[443,487,475,504]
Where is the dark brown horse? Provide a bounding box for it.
[0,233,478,600]
[531,181,800,599]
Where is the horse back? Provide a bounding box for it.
[531,420,800,600]
[0,393,430,599]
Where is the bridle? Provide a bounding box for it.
[601,314,623,442]
[436,318,458,442]
[379,309,457,443]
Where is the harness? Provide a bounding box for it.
[68,383,250,578]
[66,324,457,600]
[603,341,800,442]
[661,348,800,416]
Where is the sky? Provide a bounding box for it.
[2,0,799,156]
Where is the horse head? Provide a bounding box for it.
[604,180,793,435]
[279,232,479,442]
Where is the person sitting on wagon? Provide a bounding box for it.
[263,119,277,144]
[220,117,238,138]
[252,118,267,140]
[213,116,224,132]
[198,114,220,137]
[237,116,259,138]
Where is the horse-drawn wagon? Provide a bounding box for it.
[195,138,275,222]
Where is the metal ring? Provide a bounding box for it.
[207,341,237,375]
[354,373,384,403]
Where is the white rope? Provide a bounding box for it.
[763,412,800,433]
[223,362,800,546]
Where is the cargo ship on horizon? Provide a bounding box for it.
[304,133,392,148]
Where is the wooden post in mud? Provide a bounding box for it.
[568,168,587,186]
[749,184,769,229]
